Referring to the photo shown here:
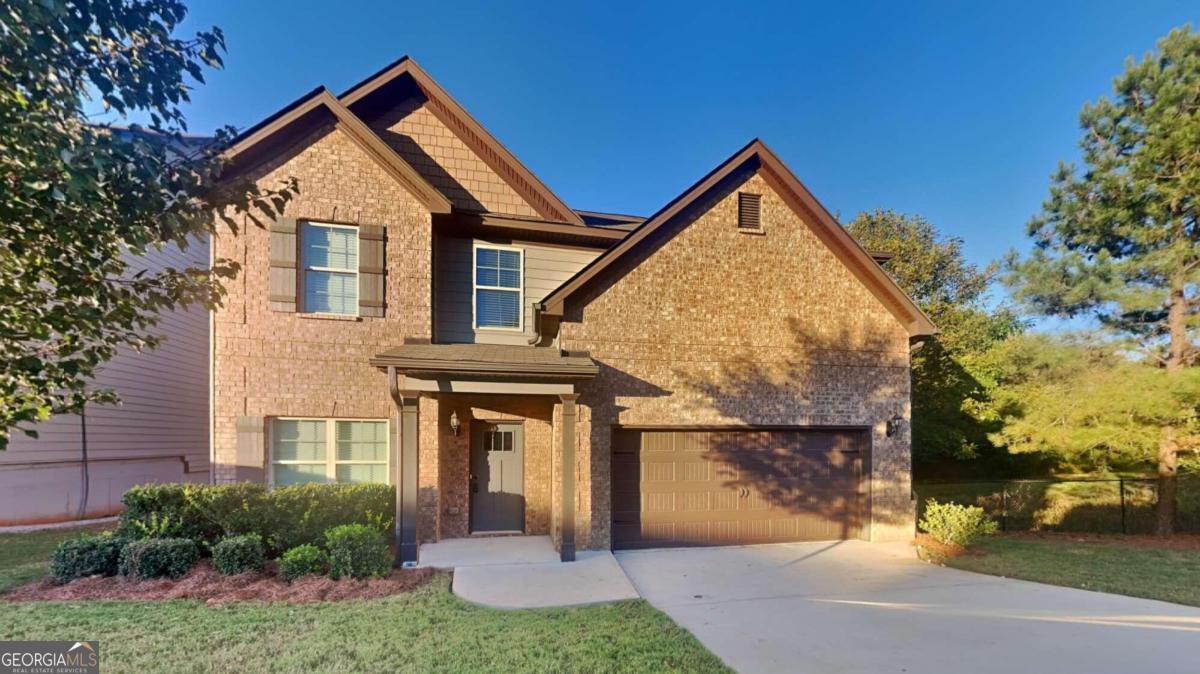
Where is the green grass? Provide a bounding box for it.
[0,528,729,673]
[0,523,111,593]
[943,535,1200,607]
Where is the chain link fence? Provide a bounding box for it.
[914,475,1200,534]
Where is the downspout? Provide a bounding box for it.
[527,302,544,346]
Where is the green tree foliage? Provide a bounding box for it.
[1004,26,1200,533]
[847,210,1021,471]
[983,334,1200,473]
[0,1,294,447]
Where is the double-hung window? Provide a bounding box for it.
[302,222,358,315]
[270,419,388,486]
[474,244,523,330]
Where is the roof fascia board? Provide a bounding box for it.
[340,58,584,225]
[434,212,626,245]
[223,88,451,214]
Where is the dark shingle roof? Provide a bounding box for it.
[371,344,597,378]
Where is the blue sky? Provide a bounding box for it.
[171,0,1195,276]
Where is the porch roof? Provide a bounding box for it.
[370,343,598,379]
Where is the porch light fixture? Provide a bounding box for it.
[886,413,904,438]
[449,410,461,436]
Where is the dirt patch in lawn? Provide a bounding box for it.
[999,531,1200,551]
[3,561,438,605]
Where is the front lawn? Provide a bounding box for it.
[0,527,729,673]
[941,533,1200,607]
[0,523,111,593]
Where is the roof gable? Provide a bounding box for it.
[223,87,452,214]
[540,140,937,337]
[339,57,583,225]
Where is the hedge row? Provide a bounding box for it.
[118,482,393,553]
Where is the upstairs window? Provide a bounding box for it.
[474,245,523,330]
[738,192,762,230]
[302,222,358,315]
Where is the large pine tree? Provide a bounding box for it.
[1006,26,1200,534]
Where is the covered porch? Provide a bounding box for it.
[370,344,598,567]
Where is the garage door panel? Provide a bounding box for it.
[612,428,868,550]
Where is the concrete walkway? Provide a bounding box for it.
[617,540,1200,674]
[420,536,639,609]
[0,516,118,534]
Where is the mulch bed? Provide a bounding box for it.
[4,561,438,605]
[913,534,970,561]
[999,531,1200,551]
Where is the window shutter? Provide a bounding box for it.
[235,416,266,483]
[738,193,762,229]
[269,217,298,312]
[358,224,386,318]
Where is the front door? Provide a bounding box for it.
[470,422,525,532]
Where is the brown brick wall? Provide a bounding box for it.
[559,172,915,548]
[212,123,444,540]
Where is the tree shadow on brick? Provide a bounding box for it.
[669,317,908,539]
[366,96,489,213]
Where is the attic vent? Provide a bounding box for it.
[738,192,762,230]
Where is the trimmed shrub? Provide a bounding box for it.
[268,483,393,552]
[49,533,126,583]
[212,534,266,575]
[117,482,391,554]
[278,544,328,582]
[119,538,199,579]
[920,499,999,547]
[325,524,391,580]
[119,482,268,545]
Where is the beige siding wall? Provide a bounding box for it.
[558,172,915,549]
[435,234,600,345]
[0,237,211,524]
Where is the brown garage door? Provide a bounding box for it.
[611,428,868,550]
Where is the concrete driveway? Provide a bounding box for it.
[616,541,1200,674]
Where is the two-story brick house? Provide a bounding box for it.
[215,57,935,564]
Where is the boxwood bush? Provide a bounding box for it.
[119,482,268,544]
[212,533,266,575]
[118,482,392,554]
[268,483,393,552]
[49,533,126,583]
[118,538,199,579]
[325,524,391,580]
[919,499,999,547]
[278,544,328,582]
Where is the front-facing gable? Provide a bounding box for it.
[340,57,584,225]
[541,140,937,338]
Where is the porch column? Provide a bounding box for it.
[559,393,579,562]
[389,366,420,567]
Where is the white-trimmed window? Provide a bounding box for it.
[302,222,358,315]
[270,419,388,486]
[473,244,523,330]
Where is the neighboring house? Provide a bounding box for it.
[212,56,935,564]
[0,239,211,524]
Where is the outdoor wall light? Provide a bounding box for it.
[886,413,904,438]
[449,410,461,436]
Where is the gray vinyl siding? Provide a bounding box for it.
[0,237,211,522]
[435,235,601,345]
